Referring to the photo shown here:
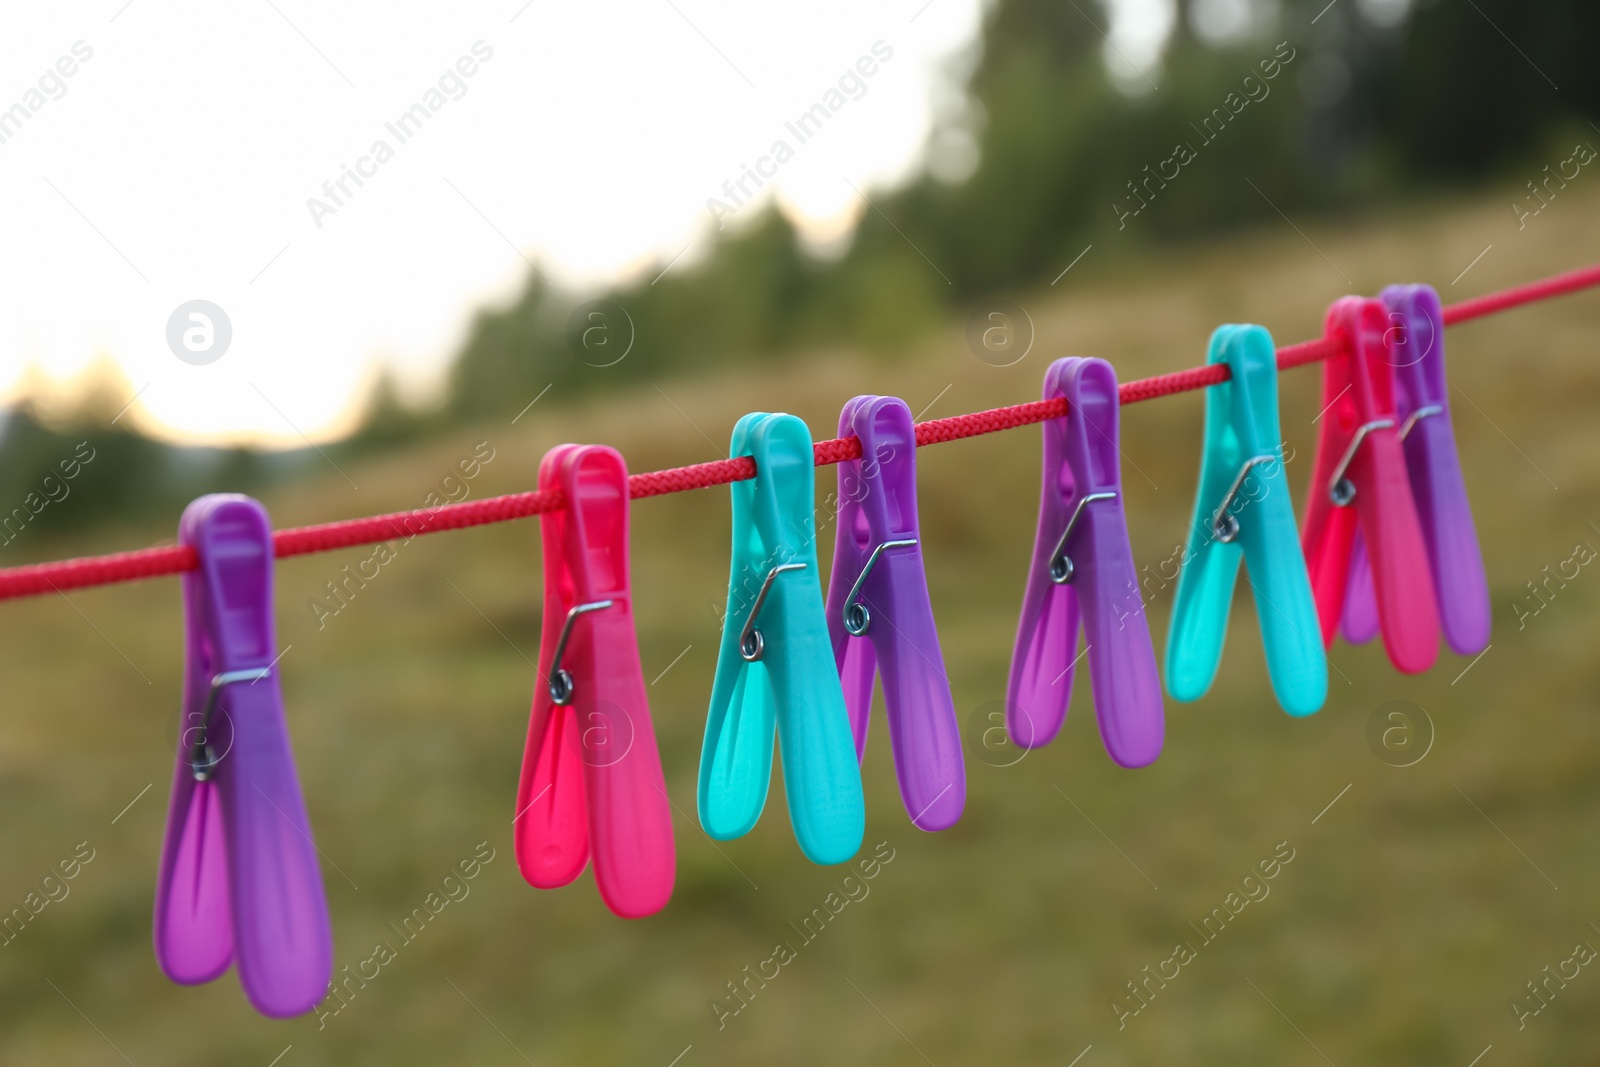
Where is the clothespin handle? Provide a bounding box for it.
[1168,324,1257,700]
[700,415,782,843]
[576,593,675,917]
[827,394,881,752]
[752,415,865,862]
[1056,360,1164,767]
[564,447,673,918]
[156,504,236,990]
[518,445,594,891]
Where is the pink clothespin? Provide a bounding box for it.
[1007,358,1165,768]
[1302,297,1439,673]
[155,494,332,1018]
[514,444,675,919]
[824,395,965,832]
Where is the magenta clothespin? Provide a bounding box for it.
[824,395,965,832]
[154,495,332,1019]
[1007,358,1164,767]
[1339,285,1491,656]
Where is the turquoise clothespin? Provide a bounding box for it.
[699,412,866,865]
[1165,325,1327,716]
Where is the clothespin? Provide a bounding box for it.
[1166,325,1327,715]
[1301,296,1439,673]
[823,395,964,832]
[1336,285,1491,656]
[514,444,675,919]
[1007,358,1164,768]
[154,494,331,1018]
[699,412,865,865]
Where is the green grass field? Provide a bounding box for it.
[4,184,1600,1065]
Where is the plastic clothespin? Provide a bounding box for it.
[699,412,866,865]
[1337,285,1491,657]
[154,494,331,1019]
[1301,296,1440,673]
[514,444,675,919]
[1166,325,1327,715]
[823,395,965,832]
[1007,358,1164,768]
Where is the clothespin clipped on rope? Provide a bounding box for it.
[1008,357,1165,768]
[824,395,965,832]
[1302,296,1440,673]
[700,412,865,865]
[1338,284,1491,657]
[514,444,675,919]
[1166,324,1327,715]
[154,494,332,1018]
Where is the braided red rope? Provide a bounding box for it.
[4,262,1598,603]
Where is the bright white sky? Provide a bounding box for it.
[0,0,1174,447]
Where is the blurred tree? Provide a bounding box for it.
[344,369,434,455]
[9,0,1596,551]
[16,0,1594,517]
[0,395,306,548]
[1374,0,1600,178]
[447,274,574,422]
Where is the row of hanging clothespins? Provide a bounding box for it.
[147,283,1493,1019]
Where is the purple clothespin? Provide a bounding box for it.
[825,396,965,831]
[1339,285,1491,656]
[154,495,332,1019]
[1007,358,1164,767]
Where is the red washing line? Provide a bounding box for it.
[4,261,1599,603]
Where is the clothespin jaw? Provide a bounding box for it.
[824,395,965,832]
[155,494,331,1019]
[1166,325,1327,716]
[700,412,866,865]
[1007,358,1164,768]
[1301,297,1439,674]
[1340,286,1491,657]
[515,444,675,919]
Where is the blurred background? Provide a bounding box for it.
[3,0,1600,1063]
